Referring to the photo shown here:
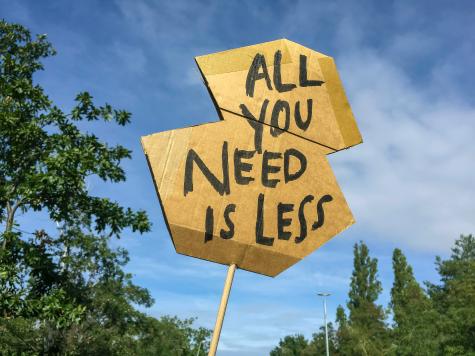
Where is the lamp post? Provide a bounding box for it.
[317,292,331,356]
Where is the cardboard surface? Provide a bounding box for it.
[195,39,362,151]
[142,39,362,277]
[143,111,354,277]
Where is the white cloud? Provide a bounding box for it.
[330,48,475,253]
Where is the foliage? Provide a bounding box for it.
[336,241,389,355]
[0,20,210,355]
[390,248,438,355]
[335,305,352,355]
[134,316,211,356]
[427,234,475,355]
[304,323,338,355]
[273,235,475,355]
[270,324,338,356]
[270,334,309,356]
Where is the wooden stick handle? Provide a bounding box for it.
[208,264,237,356]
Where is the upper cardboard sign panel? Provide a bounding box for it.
[195,39,362,151]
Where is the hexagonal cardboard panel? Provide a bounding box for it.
[195,39,362,151]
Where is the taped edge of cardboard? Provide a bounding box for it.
[171,223,300,277]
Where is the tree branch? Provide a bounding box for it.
[2,198,24,249]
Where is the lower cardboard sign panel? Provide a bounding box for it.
[142,110,354,277]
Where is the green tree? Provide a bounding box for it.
[427,234,475,355]
[304,322,338,355]
[133,316,211,355]
[335,305,352,355]
[270,334,308,356]
[341,241,389,355]
[390,248,438,355]
[0,20,210,354]
[0,18,149,354]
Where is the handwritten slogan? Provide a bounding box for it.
[142,39,360,276]
[184,50,334,247]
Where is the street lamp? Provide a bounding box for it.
[317,292,331,356]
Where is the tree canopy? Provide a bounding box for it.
[0,20,210,355]
[273,235,475,355]
[335,242,389,355]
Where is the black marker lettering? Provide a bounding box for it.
[240,100,269,154]
[295,195,315,243]
[284,148,307,183]
[274,50,296,93]
[312,194,333,230]
[299,55,325,87]
[234,149,255,185]
[205,206,214,243]
[220,204,236,239]
[184,141,230,196]
[256,193,274,246]
[270,100,290,137]
[278,203,294,240]
[262,151,282,188]
[295,99,313,131]
[246,53,272,97]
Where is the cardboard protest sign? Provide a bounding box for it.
[142,39,362,277]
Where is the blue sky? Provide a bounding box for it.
[2,0,475,354]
